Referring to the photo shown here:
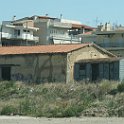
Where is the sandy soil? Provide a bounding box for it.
[0,116,124,124]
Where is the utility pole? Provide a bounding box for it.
[0,22,3,46]
[94,17,99,26]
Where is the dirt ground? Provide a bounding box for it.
[0,116,124,124]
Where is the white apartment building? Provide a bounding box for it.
[0,19,39,46]
[33,15,93,44]
[0,15,93,45]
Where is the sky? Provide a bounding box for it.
[0,0,124,26]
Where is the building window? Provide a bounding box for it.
[54,29,56,34]
[79,64,86,70]
[79,64,86,80]
[108,34,111,38]
[23,30,26,32]
[61,31,65,34]
[117,52,122,57]
[23,29,30,33]
[1,67,11,81]
[14,29,20,36]
[13,23,23,26]
[50,30,52,34]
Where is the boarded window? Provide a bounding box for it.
[74,63,79,80]
[79,64,86,80]
[14,29,20,36]
[1,67,11,80]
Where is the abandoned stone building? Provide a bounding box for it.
[0,44,123,83]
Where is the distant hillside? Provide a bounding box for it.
[0,80,124,117]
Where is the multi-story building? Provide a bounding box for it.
[0,15,94,46]
[33,16,74,44]
[80,23,124,57]
[32,15,94,44]
[0,18,39,46]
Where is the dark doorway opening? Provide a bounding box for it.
[92,63,99,81]
[1,67,11,80]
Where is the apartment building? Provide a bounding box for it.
[0,15,94,46]
[0,18,39,46]
[33,15,94,44]
[80,23,124,57]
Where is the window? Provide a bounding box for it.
[117,52,122,57]
[79,64,86,80]
[54,29,56,34]
[23,29,30,33]
[23,30,27,32]
[1,67,11,80]
[61,31,64,34]
[14,29,20,36]
[13,23,23,26]
[79,64,86,70]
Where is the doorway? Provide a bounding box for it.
[1,67,11,80]
[92,63,99,81]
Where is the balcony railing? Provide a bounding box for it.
[49,21,72,28]
[33,36,39,42]
[50,34,81,43]
[1,32,39,42]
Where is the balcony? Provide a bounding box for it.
[49,21,72,28]
[1,32,39,42]
[33,36,39,42]
[49,34,81,44]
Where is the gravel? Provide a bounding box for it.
[0,116,124,124]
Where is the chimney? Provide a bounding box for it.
[60,14,63,19]
[45,14,48,17]
[12,15,16,21]
[34,16,37,20]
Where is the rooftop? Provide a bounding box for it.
[0,44,90,55]
[72,24,94,30]
[95,30,124,35]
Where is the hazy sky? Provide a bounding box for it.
[0,0,124,26]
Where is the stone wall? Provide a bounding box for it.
[66,45,112,83]
[0,54,67,83]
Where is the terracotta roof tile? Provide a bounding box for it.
[84,31,93,35]
[72,24,94,30]
[37,16,57,20]
[0,44,90,55]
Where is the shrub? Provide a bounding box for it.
[0,81,15,89]
[117,83,124,92]
[62,105,82,117]
[108,89,118,95]
[1,105,18,115]
[83,102,109,117]
[117,106,124,117]
[44,106,63,117]
[19,98,36,115]
[0,80,124,117]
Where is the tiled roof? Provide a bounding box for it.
[37,16,57,20]
[72,24,94,30]
[0,44,90,55]
[84,31,93,35]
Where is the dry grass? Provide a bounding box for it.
[0,80,124,117]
